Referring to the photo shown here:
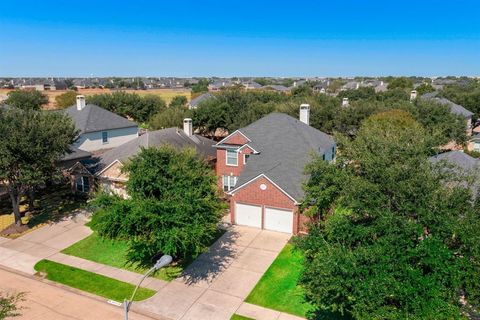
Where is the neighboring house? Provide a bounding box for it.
[467,133,480,152]
[90,118,216,197]
[374,80,388,93]
[243,81,262,90]
[429,150,480,196]
[215,105,336,234]
[421,92,474,131]
[208,81,232,91]
[64,95,138,152]
[265,85,290,92]
[188,92,215,109]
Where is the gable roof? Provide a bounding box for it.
[96,127,216,174]
[421,92,474,118]
[429,151,479,171]
[64,104,137,134]
[189,93,215,108]
[229,112,335,201]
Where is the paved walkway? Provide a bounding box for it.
[136,226,292,320]
[0,267,155,320]
[0,211,92,274]
[236,302,305,320]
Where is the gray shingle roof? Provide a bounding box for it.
[229,113,335,201]
[61,146,92,161]
[64,104,137,134]
[421,92,474,118]
[189,93,215,108]
[429,151,479,171]
[97,128,216,174]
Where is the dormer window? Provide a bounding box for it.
[226,149,238,166]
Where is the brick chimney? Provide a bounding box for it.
[183,118,193,137]
[76,95,86,111]
[410,90,417,101]
[299,104,310,125]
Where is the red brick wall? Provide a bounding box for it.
[222,131,249,145]
[216,146,254,190]
[230,176,298,231]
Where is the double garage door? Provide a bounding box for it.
[235,203,293,233]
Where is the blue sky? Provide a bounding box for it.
[1,0,479,77]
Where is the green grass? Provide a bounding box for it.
[34,260,155,302]
[246,243,313,318]
[62,233,182,281]
[230,315,254,320]
[62,228,226,281]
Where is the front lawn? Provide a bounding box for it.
[62,232,183,281]
[34,260,156,302]
[62,228,226,281]
[245,243,313,318]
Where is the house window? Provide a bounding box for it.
[322,154,326,161]
[474,142,480,152]
[102,131,108,144]
[75,176,90,193]
[222,175,237,192]
[226,149,238,166]
[244,154,250,164]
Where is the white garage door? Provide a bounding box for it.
[264,207,293,233]
[235,203,262,228]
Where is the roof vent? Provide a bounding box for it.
[76,95,86,111]
[299,104,310,125]
[183,118,193,137]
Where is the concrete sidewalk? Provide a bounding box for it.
[0,267,155,320]
[0,211,91,274]
[137,226,292,320]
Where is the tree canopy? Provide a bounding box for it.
[86,91,166,122]
[4,90,48,110]
[91,146,224,266]
[298,110,480,319]
[54,90,78,109]
[0,108,77,225]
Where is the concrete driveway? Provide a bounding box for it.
[137,226,290,320]
[0,211,91,274]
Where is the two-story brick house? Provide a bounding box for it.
[215,104,336,234]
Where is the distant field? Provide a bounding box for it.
[0,88,191,109]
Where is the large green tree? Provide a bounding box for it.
[87,91,166,122]
[91,146,224,266]
[54,90,77,109]
[4,90,48,110]
[298,110,480,319]
[0,108,77,225]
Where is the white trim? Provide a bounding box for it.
[225,148,239,166]
[215,130,251,146]
[96,159,124,176]
[238,143,259,154]
[227,174,299,204]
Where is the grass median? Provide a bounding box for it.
[34,260,156,302]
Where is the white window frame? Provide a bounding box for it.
[474,142,480,152]
[102,131,109,144]
[222,175,237,192]
[244,153,250,164]
[75,176,90,193]
[226,149,238,166]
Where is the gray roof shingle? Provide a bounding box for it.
[189,93,215,108]
[429,151,479,171]
[421,92,474,118]
[97,128,216,173]
[64,104,137,134]
[229,113,335,201]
